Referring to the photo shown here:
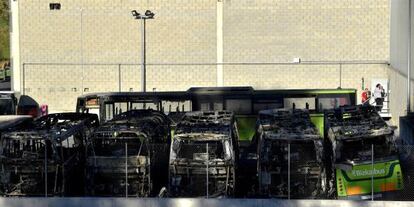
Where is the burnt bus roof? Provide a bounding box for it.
[258,109,320,141]
[78,91,189,101]
[2,113,99,141]
[188,87,356,96]
[174,111,233,141]
[108,109,170,122]
[77,87,356,100]
[93,109,171,139]
[325,105,395,141]
[188,86,254,93]
[188,87,254,98]
[76,87,357,116]
[253,88,356,100]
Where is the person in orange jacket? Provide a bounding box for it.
[361,88,371,106]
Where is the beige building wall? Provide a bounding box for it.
[389,0,414,129]
[17,0,391,113]
[223,0,390,62]
[222,0,392,121]
[388,68,414,128]
[223,63,389,106]
[19,0,217,111]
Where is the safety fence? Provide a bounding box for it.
[1,142,413,201]
[21,62,389,112]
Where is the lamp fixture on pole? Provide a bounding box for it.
[131,10,155,92]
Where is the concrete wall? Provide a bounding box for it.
[10,0,20,92]
[14,0,391,112]
[18,0,218,112]
[389,0,414,127]
[390,0,413,77]
[388,68,414,128]
[223,0,390,63]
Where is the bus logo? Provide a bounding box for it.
[351,168,386,177]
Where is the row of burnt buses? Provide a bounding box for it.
[0,87,404,199]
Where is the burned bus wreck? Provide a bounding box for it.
[257,109,326,198]
[85,109,171,197]
[0,113,99,196]
[325,105,403,199]
[169,111,238,197]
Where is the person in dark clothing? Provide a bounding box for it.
[373,84,385,112]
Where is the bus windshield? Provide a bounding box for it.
[317,94,352,111]
[337,136,397,163]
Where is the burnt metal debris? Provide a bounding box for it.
[257,109,326,198]
[325,105,399,197]
[0,104,405,199]
[169,111,238,197]
[85,109,171,197]
[0,113,99,196]
[325,105,397,164]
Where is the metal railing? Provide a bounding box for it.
[1,142,413,200]
[21,61,390,95]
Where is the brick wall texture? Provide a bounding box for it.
[18,0,391,113]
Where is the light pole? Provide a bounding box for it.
[408,0,412,113]
[131,10,155,92]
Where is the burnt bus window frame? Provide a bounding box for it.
[76,89,357,121]
[193,97,254,115]
[316,93,354,112]
[173,140,228,160]
[335,135,398,163]
[283,97,316,110]
[91,136,148,157]
[252,99,284,114]
[253,93,317,113]
[1,138,51,159]
[225,99,252,115]
[161,100,192,114]
[103,101,161,121]
[192,96,223,112]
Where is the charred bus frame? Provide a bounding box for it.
[169,111,238,197]
[76,87,356,138]
[76,87,357,197]
[0,113,99,196]
[85,109,172,197]
[325,105,402,199]
[257,109,326,198]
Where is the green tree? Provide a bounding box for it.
[0,0,9,60]
[0,0,9,20]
